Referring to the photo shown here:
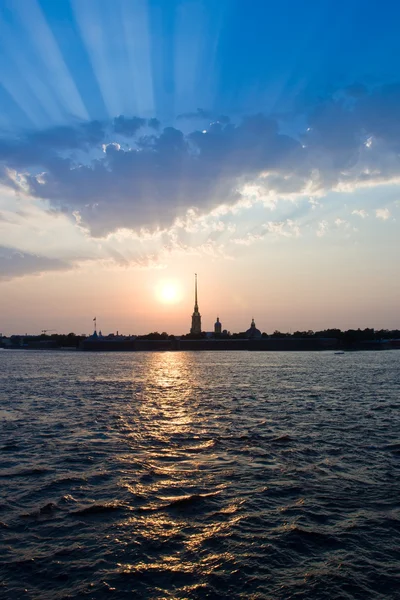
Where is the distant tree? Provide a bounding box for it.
[138,331,171,340]
[292,330,314,338]
[314,328,342,339]
[271,330,289,338]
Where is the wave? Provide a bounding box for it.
[0,467,49,478]
[139,491,221,513]
[1,443,19,452]
[71,502,130,516]
[384,442,400,453]
[20,501,58,519]
[184,440,217,452]
[280,525,340,550]
[271,434,292,443]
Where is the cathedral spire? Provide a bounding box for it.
[194,273,198,312]
[190,273,202,335]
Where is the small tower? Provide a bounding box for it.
[190,273,202,335]
[246,317,262,339]
[214,317,222,335]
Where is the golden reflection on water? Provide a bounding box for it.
[116,511,239,579]
[112,352,240,578]
[132,351,199,440]
[113,504,241,589]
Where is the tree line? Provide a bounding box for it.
[4,328,399,348]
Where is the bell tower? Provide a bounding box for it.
[214,317,222,335]
[190,273,202,335]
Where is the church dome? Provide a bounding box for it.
[214,316,222,334]
[246,318,262,339]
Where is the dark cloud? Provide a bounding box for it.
[18,115,302,235]
[358,83,400,144]
[113,116,146,137]
[0,84,400,236]
[0,246,72,280]
[303,99,361,169]
[0,121,105,171]
[148,118,160,130]
[29,120,105,150]
[177,108,231,126]
[177,108,214,120]
[301,83,400,179]
[0,115,144,168]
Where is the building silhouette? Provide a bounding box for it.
[214,317,222,335]
[246,318,262,339]
[190,273,202,334]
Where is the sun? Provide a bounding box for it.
[157,281,181,304]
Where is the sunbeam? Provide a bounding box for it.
[10,0,88,122]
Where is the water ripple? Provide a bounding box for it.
[0,350,399,599]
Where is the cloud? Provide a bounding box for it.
[0,246,72,280]
[27,121,105,151]
[113,116,146,137]
[231,233,264,246]
[263,220,301,237]
[316,221,328,237]
[1,83,400,237]
[352,209,368,218]
[375,208,390,220]
[148,118,161,130]
[334,218,349,228]
[0,114,303,236]
[177,108,214,120]
[230,219,300,246]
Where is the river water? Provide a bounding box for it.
[0,350,399,599]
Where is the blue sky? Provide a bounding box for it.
[0,0,399,335]
[2,0,400,127]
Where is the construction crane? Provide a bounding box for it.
[41,329,55,335]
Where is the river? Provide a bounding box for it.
[1,350,399,599]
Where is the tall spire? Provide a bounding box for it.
[190,273,202,335]
[194,273,198,312]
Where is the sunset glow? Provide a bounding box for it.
[157,282,181,305]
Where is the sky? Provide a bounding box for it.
[0,0,399,336]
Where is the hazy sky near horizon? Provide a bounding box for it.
[1,0,400,336]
